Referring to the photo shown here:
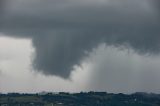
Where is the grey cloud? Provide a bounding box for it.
[0,0,160,78]
[87,45,160,93]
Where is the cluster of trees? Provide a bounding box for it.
[0,92,160,106]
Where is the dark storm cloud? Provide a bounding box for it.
[0,0,160,78]
[0,0,5,17]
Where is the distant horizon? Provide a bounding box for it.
[1,91,160,95]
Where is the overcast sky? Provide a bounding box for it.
[0,0,160,93]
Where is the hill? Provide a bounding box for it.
[0,92,160,106]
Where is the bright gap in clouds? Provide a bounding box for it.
[1,34,160,93]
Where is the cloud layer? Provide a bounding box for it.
[0,0,160,78]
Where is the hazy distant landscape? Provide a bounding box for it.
[1,92,160,106]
